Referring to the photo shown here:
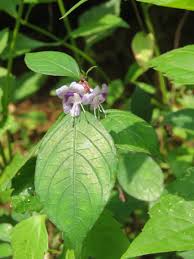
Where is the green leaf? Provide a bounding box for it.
[60,0,89,20]
[122,194,194,258]
[107,191,146,223]
[168,168,194,200]
[0,115,17,139]
[12,194,42,214]
[71,14,129,39]
[0,0,17,17]
[0,28,9,55]
[136,0,194,11]
[0,154,24,190]
[25,51,80,79]
[0,223,13,242]
[78,0,121,46]
[82,211,129,259]
[107,79,124,106]
[149,45,194,85]
[13,72,46,102]
[164,109,194,132]
[118,153,164,201]
[167,147,194,178]
[0,243,12,258]
[35,112,117,252]
[178,250,194,259]
[11,215,48,259]
[132,32,154,67]
[102,109,160,157]
[65,250,75,259]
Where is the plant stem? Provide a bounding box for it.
[4,0,24,116]
[0,141,7,167]
[57,0,80,62]
[20,20,109,81]
[6,131,12,162]
[141,4,168,104]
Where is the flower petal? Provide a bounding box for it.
[56,85,68,99]
[70,104,80,117]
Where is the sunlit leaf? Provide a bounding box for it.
[0,223,13,242]
[137,0,194,11]
[122,193,194,258]
[25,51,80,79]
[150,45,194,85]
[11,215,48,259]
[132,32,154,67]
[0,243,12,258]
[35,112,117,252]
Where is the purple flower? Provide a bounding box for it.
[56,82,85,117]
[56,81,108,117]
[82,84,108,109]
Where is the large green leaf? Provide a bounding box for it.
[11,215,48,259]
[71,14,128,39]
[82,211,129,259]
[149,45,194,85]
[35,112,117,252]
[102,109,159,157]
[25,51,80,79]
[122,194,194,258]
[118,153,164,201]
[136,0,194,11]
[164,109,194,132]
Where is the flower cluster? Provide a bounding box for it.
[56,80,108,117]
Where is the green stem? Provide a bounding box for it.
[6,131,12,162]
[0,141,7,167]
[141,4,168,104]
[20,20,109,81]
[4,0,24,116]
[57,0,80,62]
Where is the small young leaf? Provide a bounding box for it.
[132,32,154,67]
[136,0,194,11]
[0,28,9,55]
[149,45,194,85]
[118,153,164,201]
[0,223,13,242]
[11,215,48,259]
[35,112,117,252]
[25,51,80,79]
[102,109,160,157]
